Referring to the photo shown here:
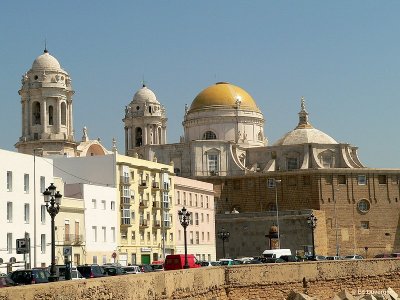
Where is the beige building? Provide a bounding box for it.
[53,178,85,266]
[174,177,216,261]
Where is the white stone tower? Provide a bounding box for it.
[15,49,77,156]
[123,84,167,154]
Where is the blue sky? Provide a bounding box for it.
[1,1,399,168]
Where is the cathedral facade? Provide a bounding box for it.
[124,82,400,257]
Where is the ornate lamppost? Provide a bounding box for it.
[43,183,62,282]
[217,228,230,258]
[307,213,317,260]
[178,207,191,269]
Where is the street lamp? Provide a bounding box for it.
[43,183,62,282]
[217,228,230,258]
[307,213,317,260]
[274,179,282,248]
[178,207,191,269]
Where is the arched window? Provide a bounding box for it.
[135,127,143,147]
[157,127,162,144]
[203,131,216,140]
[48,106,53,125]
[61,102,66,125]
[258,131,263,141]
[32,102,41,125]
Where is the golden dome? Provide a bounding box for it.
[189,82,260,112]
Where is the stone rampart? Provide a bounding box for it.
[0,259,399,300]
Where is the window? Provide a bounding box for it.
[325,175,333,185]
[361,221,370,229]
[102,255,107,265]
[207,214,209,223]
[7,233,12,253]
[24,174,29,193]
[183,192,186,205]
[111,227,116,242]
[7,202,12,222]
[203,131,216,140]
[140,231,144,241]
[338,175,346,185]
[200,195,204,208]
[201,213,204,223]
[111,201,115,211]
[357,175,366,185]
[41,234,46,253]
[147,232,150,241]
[92,226,97,242]
[178,230,181,241]
[92,199,97,209]
[102,227,106,242]
[189,194,192,206]
[48,105,53,125]
[357,199,371,213]
[206,197,209,208]
[195,194,198,207]
[207,232,210,242]
[208,154,218,174]
[7,171,12,191]
[190,231,193,244]
[24,203,30,223]
[93,256,98,264]
[169,233,173,241]
[195,232,199,244]
[287,158,298,170]
[378,175,387,185]
[40,176,46,193]
[61,102,66,125]
[195,213,199,225]
[321,155,333,168]
[41,205,46,224]
[267,178,275,188]
[101,200,106,210]
[202,232,205,241]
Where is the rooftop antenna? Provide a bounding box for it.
[44,39,48,53]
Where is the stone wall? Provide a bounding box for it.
[0,259,399,300]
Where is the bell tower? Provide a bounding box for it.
[15,49,77,156]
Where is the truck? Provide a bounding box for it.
[262,249,292,258]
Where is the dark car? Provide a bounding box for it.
[9,269,49,285]
[263,258,286,263]
[77,264,107,278]
[102,266,126,276]
[139,265,154,273]
[0,276,16,288]
[280,255,299,262]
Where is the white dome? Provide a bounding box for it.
[273,127,338,146]
[32,51,62,71]
[132,85,159,104]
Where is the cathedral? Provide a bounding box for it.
[124,79,400,258]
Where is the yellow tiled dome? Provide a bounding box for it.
[189,82,260,112]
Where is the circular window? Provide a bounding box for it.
[34,75,38,80]
[136,106,140,110]
[357,199,370,213]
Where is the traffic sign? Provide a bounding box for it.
[63,246,72,257]
[16,238,29,254]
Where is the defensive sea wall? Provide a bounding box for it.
[0,259,399,300]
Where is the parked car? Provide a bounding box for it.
[102,266,127,276]
[164,254,201,270]
[200,261,221,267]
[77,264,107,278]
[390,253,400,258]
[9,269,49,285]
[280,255,299,262]
[70,267,86,280]
[326,256,342,261]
[138,264,154,273]
[344,255,364,260]
[122,265,143,274]
[150,264,164,272]
[0,276,15,288]
[263,258,286,263]
[305,255,327,261]
[219,259,242,266]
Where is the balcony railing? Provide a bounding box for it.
[139,200,149,208]
[139,180,148,188]
[119,176,130,185]
[164,221,171,228]
[152,201,161,209]
[121,217,131,226]
[121,196,131,206]
[64,234,84,245]
[153,220,161,228]
[152,182,160,189]
[139,219,148,228]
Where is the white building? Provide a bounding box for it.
[174,177,216,262]
[0,149,53,271]
[52,155,118,264]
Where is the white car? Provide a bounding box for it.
[122,266,143,274]
[344,255,364,260]
[71,267,86,280]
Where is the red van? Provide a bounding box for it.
[164,254,201,270]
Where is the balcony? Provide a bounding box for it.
[152,182,160,189]
[119,176,130,185]
[153,220,161,228]
[138,180,148,189]
[139,200,149,208]
[152,201,161,210]
[164,221,171,229]
[163,202,170,210]
[121,217,131,227]
[63,234,84,245]
[120,196,131,206]
[139,219,149,228]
